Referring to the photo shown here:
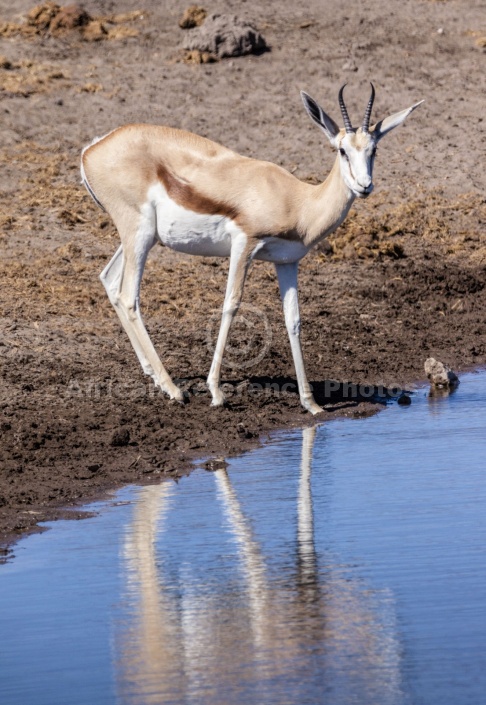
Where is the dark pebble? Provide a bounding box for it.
[110,429,130,447]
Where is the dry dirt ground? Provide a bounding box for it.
[0,0,485,554]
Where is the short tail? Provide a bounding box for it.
[80,144,106,212]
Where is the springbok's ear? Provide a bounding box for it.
[301,91,340,144]
[372,100,424,141]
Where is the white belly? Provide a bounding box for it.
[147,184,309,263]
[149,183,232,257]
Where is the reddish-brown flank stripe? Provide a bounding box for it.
[154,163,303,241]
[156,162,240,221]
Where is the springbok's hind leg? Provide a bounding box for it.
[100,214,183,402]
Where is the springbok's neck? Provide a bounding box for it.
[301,157,355,248]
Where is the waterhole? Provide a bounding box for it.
[1,372,485,704]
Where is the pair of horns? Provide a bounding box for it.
[338,83,375,133]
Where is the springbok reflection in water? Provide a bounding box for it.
[117,428,403,705]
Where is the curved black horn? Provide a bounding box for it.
[338,84,353,133]
[362,82,375,133]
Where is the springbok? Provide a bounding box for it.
[80,84,422,414]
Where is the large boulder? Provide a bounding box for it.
[182,14,268,59]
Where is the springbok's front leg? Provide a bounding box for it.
[207,232,259,406]
[275,262,323,415]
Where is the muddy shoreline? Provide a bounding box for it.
[1,0,485,553]
[2,234,485,554]
[0,391,388,560]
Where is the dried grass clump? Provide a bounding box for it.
[0,3,145,41]
[0,58,69,97]
[325,191,486,264]
[179,5,207,29]
[181,49,217,64]
[464,30,486,50]
[0,141,112,237]
[0,141,118,317]
[30,2,90,31]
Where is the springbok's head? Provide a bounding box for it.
[301,84,423,199]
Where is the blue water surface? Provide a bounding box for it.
[1,372,485,705]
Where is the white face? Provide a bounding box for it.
[301,89,423,200]
[337,130,377,199]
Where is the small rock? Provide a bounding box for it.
[110,428,130,447]
[319,239,333,256]
[236,423,255,439]
[397,394,412,406]
[424,358,459,388]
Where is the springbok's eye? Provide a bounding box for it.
[339,148,346,157]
